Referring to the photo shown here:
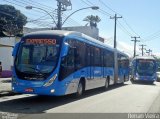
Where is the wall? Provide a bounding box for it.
[0,37,15,71]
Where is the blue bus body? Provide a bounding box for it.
[12,30,129,96]
[130,56,157,83]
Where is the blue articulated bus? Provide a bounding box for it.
[130,56,157,83]
[12,30,129,96]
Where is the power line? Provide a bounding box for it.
[2,0,46,15]
[99,0,121,16]
[14,0,56,12]
[84,0,143,41]
[28,0,56,11]
[117,21,132,37]
[147,30,160,38]
[62,14,82,26]
[80,0,112,16]
[98,0,142,40]
[98,0,141,38]
[27,19,53,27]
[2,0,82,28]
[122,18,140,36]
[121,18,148,43]
[27,14,52,22]
[3,0,24,7]
[143,34,160,42]
[143,30,160,42]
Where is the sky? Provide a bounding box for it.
[1,0,160,57]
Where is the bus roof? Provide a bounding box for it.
[133,56,155,60]
[24,30,129,57]
[25,30,81,37]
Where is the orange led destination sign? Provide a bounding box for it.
[139,60,153,63]
[26,39,56,45]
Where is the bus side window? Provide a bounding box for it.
[74,41,86,69]
[59,39,76,80]
[118,54,121,68]
[94,47,101,66]
[61,47,75,68]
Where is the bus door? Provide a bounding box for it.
[90,46,94,79]
[85,46,95,89]
[94,47,104,87]
[86,46,91,79]
[101,50,105,82]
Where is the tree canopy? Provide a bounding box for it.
[83,15,101,28]
[0,4,27,37]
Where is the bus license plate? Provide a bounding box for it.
[25,88,34,92]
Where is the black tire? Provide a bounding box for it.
[75,81,83,97]
[131,79,135,84]
[104,78,109,90]
[121,75,125,84]
[157,79,160,82]
[149,81,154,84]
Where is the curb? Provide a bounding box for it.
[0,91,20,97]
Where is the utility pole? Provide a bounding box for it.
[110,14,122,84]
[139,44,146,56]
[56,0,72,30]
[57,1,62,30]
[131,36,140,57]
[146,49,152,56]
[110,14,122,48]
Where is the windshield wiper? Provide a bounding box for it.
[22,66,44,74]
[22,70,46,79]
[28,67,41,73]
[21,71,35,74]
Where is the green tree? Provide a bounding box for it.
[0,4,27,37]
[83,15,101,28]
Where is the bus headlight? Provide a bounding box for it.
[43,74,57,87]
[136,73,139,77]
[135,73,139,80]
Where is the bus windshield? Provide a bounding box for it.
[136,59,156,76]
[15,38,61,79]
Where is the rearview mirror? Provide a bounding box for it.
[12,42,20,57]
[61,42,69,57]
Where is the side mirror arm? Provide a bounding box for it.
[61,42,69,58]
[12,42,20,57]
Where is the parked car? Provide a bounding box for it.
[157,67,160,82]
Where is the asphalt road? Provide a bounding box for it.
[0,81,160,119]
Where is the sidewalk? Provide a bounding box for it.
[0,78,16,97]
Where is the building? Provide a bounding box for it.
[0,37,15,77]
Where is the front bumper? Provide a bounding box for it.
[12,80,67,96]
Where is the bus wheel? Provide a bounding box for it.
[131,78,135,84]
[75,81,83,97]
[121,75,125,84]
[149,81,154,84]
[104,78,109,90]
